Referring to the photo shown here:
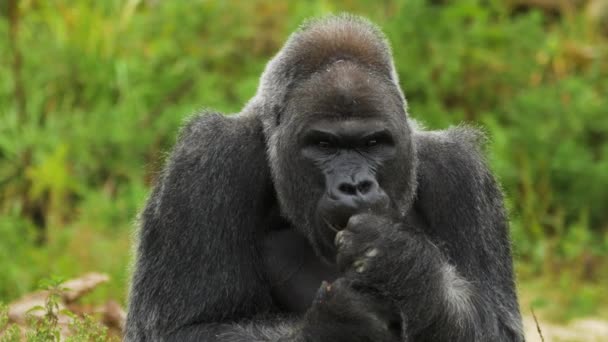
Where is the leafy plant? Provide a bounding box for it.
[0,277,116,341]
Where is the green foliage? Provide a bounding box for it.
[1,0,607,322]
[0,277,115,341]
[65,315,113,342]
[25,278,65,342]
[0,304,21,342]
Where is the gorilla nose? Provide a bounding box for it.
[322,177,388,229]
[332,178,385,209]
[337,179,375,197]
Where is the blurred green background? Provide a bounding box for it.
[1,0,607,323]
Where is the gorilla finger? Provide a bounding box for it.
[334,230,352,248]
[351,247,380,273]
[336,248,359,272]
[313,280,333,304]
[334,230,344,247]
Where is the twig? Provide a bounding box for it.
[531,306,545,342]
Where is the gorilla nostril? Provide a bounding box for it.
[357,180,373,194]
[338,183,357,195]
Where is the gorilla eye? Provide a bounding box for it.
[362,131,394,149]
[318,141,332,149]
[302,131,338,151]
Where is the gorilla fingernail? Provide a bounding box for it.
[353,259,367,273]
[334,230,345,247]
[365,248,379,257]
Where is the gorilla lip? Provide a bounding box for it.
[322,217,344,233]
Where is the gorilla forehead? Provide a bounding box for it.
[286,61,404,122]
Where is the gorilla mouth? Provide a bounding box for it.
[323,216,347,233]
[323,217,345,232]
[307,218,340,264]
[318,198,358,232]
[313,216,351,264]
[322,218,344,244]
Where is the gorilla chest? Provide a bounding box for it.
[263,229,339,313]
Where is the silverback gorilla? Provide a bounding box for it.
[125,15,524,341]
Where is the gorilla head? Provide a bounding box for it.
[258,17,417,261]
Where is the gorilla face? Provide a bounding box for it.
[269,61,416,261]
[302,118,394,258]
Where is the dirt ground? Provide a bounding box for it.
[524,316,608,342]
[6,273,608,341]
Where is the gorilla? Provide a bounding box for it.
[125,15,524,341]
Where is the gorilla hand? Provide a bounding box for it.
[299,278,401,342]
[334,214,452,336]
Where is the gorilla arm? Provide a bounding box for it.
[125,113,286,341]
[404,127,524,341]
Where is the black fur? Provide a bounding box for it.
[125,14,524,341]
